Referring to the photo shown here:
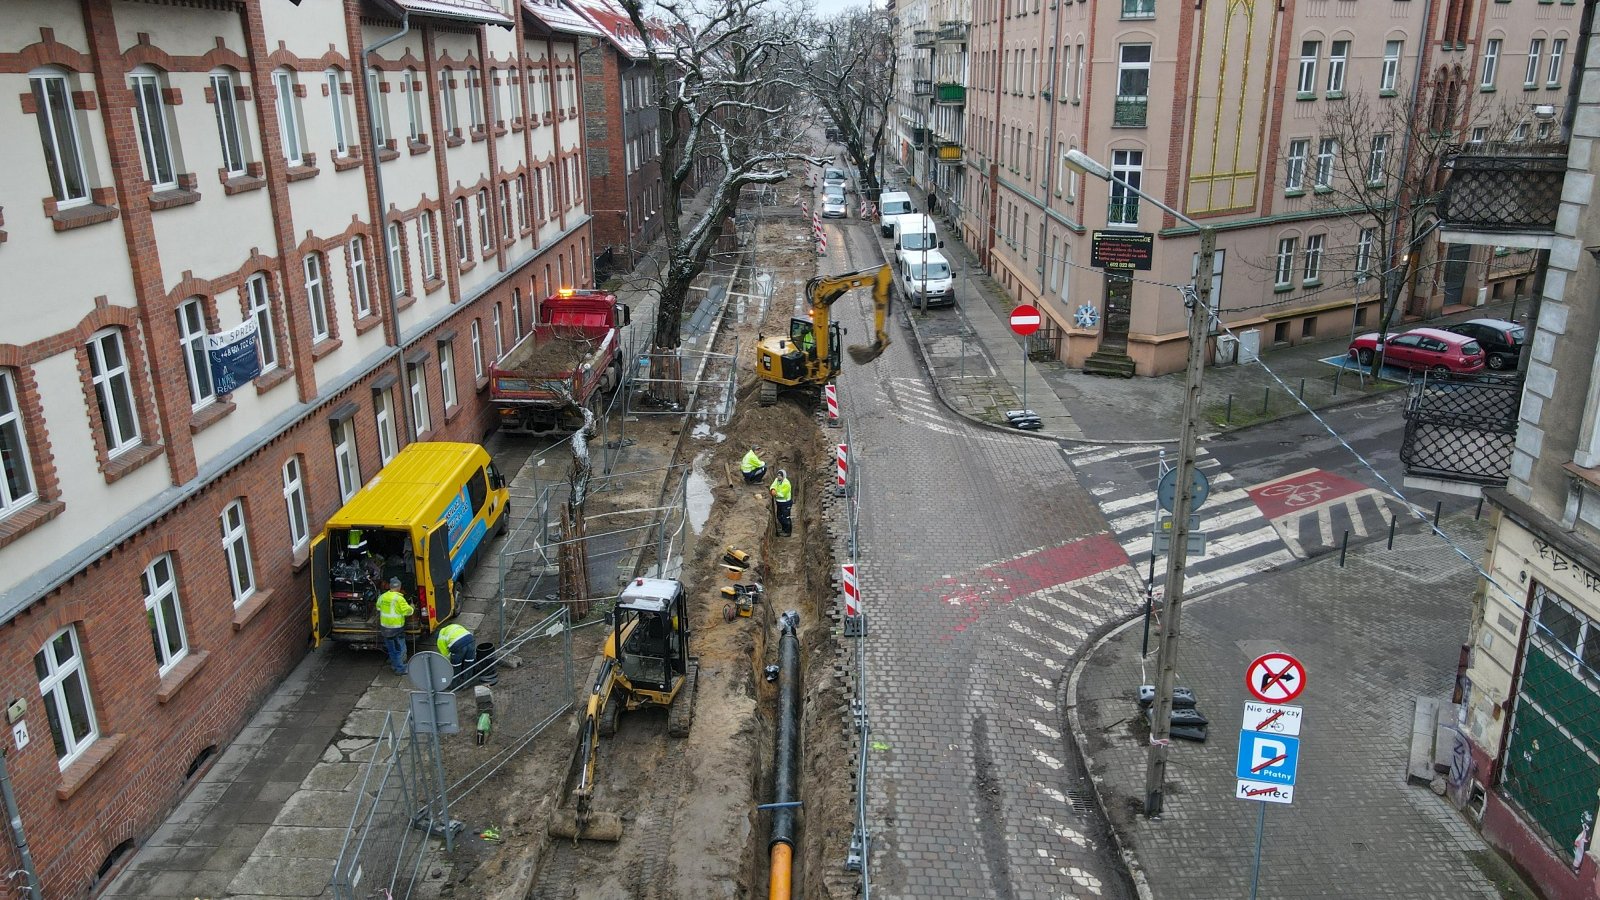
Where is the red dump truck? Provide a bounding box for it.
[489,289,630,434]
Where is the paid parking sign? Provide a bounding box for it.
[1237,651,1306,806]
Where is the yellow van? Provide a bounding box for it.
[311,442,509,648]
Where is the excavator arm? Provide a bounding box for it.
[803,265,893,365]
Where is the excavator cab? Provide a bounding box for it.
[756,265,891,405]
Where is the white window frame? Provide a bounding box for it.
[471,319,485,379]
[367,67,390,145]
[30,70,90,207]
[1303,234,1324,282]
[454,198,470,264]
[246,273,278,372]
[493,305,505,359]
[304,252,330,342]
[374,388,397,464]
[1315,137,1336,189]
[439,342,458,410]
[221,499,257,604]
[405,67,424,140]
[282,458,309,549]
[1108,149,1142,227]
[489,67,501,124]
[1381,41,1402,92]
[498,182,512,243]
[327,69,351,156]
[1355,227,1375,282]
[1286,139,1308,191]
[1275,237,1297,287]
[333,419,360,502]
[87,329,141,455]
[515,174,529,230]
[467,67,484,129]
[1327,40,1348,94]
[1481,38,1501,88]
[35,627,98,768]
[420,212,437,280]
[1549,38,1566,87]
[130,68,178,190]
[275,69,304,165]
[141,554,189,676]
[1470,126,1488,145]
[0,370,38,515]
[350,237,371,318]
[407,362,431,437]
[1526,39,1544,87]
[1298,41,1320,94]
[386,222,404,297]
[210,70,247,177]
[512,288,524,337]
[177,298,215,409]
[478,189,493,252]
[1367,133,1390,185]
[439,68,459,133]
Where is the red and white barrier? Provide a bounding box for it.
[816,230,828,255]
[842,563,859,617]
[825,383,839,426]
[836,443,848,495]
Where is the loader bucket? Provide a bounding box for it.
[847,337,890,364]
[548,807,624,842]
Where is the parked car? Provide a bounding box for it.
[1445,318,1525,370]
[1347,327,1486,374]
[878,191,916,236]
[898,249,955,307]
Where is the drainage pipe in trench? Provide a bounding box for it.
[768,609,802,900]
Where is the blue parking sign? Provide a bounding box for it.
[1235,730,1300,786]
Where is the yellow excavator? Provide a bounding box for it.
[754,264,892,405]
[549,577,697,841]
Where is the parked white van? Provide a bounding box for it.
[878,191,916,236]
[891,214,941,267]
[898,248,955,307]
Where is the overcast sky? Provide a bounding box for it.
[810,0,881,19]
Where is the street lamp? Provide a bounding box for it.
[1065,148,1216,818]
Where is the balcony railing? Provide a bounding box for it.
[913,29,935,48]
[912,79,933,96]
[1439,146,1566,234]
[938,21,969,41]
[935,141,962,164]
[1113,95,1148,127]
[1399,372,1522,486]
[935,82,966,104]
[1107,198,1139,226]
[910,126,927,148]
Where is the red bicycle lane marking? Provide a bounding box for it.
[932,532,1129,639]
[1247,467,1371,521]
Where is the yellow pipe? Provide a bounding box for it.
[768,843,792,900]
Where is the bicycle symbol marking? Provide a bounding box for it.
[1259,480,1333,508]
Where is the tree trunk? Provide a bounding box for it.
[558,504,591,621]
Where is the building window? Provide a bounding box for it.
[454,198,470,265]
[1367,133,1389,184]
[87,329,141,456]
[1355,227,1375,282]
[498,182,513,243]
[141,554,188,676]
[1122,0,1154,18]
[1275,237,1298,287]
[1115,44,1151,126]
[130,69,179,190]
[367,67,390,145]
[516,174,529,230]
[327,69,351,156]
[439,68,459,133]
[489,67,501,123]
[1303,234,1324,282]
[1302,316,1317,338]
[30,70,91,207]
[274,69,304,165]
[405,67,424,140]
[476,188,491,252]
[176,298,216,409]
[419,211,437,280]
[407,362,431,437]
[282,458,308,549]
[1549,38,1566,87]
[1315,137,1336,188]
[374,388,397,464]
[1297,41,1320,95]
[1326,40,1349,94]
[35,627,98,768]
[493,304,505,359]
[221,499,257,603]
[1512,122,1529,142]
[0,371,37,516]
[246,274,278,372]
[513,288,525,337]
[1285,139,1308,191]
[304,252,330,342]
[210,71,247,177]
[1108,149,1142,226]
[333,419,359,502]
[1075,43,1086,102]
[467,67,484,130]
[1481,38,1501,88]
[1526,38,1544,87]
[1381,41,1402,93]
[439,342,458,410]
[471,319,485,379]
[508,68,522,120]
[350,237,371,318]
[1470,126,1488,144]
[386,222,404,297]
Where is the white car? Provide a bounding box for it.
[899,248,954,307]
[892,214,941,269]
[878,191,915,236]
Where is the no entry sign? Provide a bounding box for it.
[1245,652,1306,704]
[1010,305,1041,336]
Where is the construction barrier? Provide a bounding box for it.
[836,443,849,496]
[817,230,828,256]
[825,383,840,426]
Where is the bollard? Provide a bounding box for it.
[1434,501,1443,526]
[1388,515,1397,549]
[1339,531,1349,567]
[1334,365,1342,395]
[1226,394,1233,424]
[1298,378,1306,402]
[1262,386,1271,415]
[1476,496,1485,520]
[836,444,849,497]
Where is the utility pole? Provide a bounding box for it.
[1143,226,1215,816]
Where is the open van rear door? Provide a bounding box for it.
[310,534,331,646]
[427,527,455,626]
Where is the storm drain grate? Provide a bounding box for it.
[1066,789,1096,814]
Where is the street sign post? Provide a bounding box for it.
[1237,655,1308,900]
[1010,305,1040,408]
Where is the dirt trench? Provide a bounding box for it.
[449,199,859,899]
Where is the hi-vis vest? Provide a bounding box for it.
[376,590,412,628]
[437,623,471,655]
[770,477,792,502]
[741,449,764,474]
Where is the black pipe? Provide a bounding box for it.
[770,610,802,854]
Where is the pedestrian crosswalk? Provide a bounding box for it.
[1062,443,1296,600]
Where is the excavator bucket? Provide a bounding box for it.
[847,335,890,364]
[548,807,624,842]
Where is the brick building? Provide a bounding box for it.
[0,0,594,894]
[568,0,664,270]
[956,0,1574,375]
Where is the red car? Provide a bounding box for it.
[1347,327,1486,374]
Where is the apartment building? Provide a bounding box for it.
[0,0,594,894]
[961,0,1576,375]
[890,0,933,189]
[571,0,665,268]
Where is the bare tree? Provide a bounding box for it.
[806,6,895,198]
[619,0,822,396]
